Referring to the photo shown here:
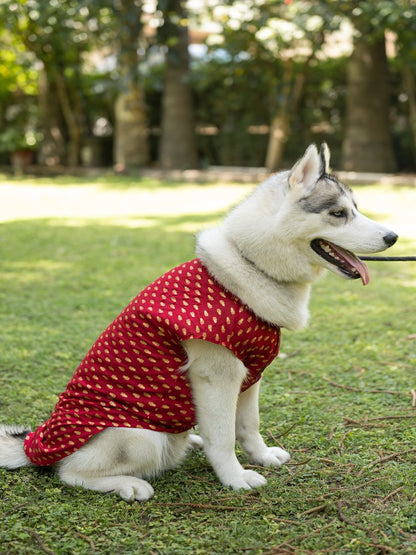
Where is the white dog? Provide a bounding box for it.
[0,144,398,501]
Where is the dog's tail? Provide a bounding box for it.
[0,424,33,468]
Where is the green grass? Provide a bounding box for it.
[0,175,416,554]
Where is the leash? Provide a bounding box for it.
[359,256,416,261]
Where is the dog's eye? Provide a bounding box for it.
[330,209,346,218]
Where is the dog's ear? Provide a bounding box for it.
[289,144,320,193]
[319,143,330,174]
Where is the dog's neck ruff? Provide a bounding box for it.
[196,228,311,331]
[239,250,282,288]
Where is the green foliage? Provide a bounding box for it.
[0,30,38,97]
[0,27,39,159]
[327,0,416,42]
[191,54,276,166]
[0,0,118,164]
[0,176,416,553]
[0,127,41,152]
[189,53,349,167]
[3,0,114,64]
[297,56,347,166]
[186,0,416,168]
[0,0,416,168]
[321,0,416,76]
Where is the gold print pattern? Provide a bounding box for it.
[24,259,280,466]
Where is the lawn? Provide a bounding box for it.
[0,174,415,554]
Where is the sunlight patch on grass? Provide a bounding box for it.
[41,215,222,234]
[1,177,415,241]
[45,216,162,229]
[0,179,250,223]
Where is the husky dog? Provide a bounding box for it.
[0,144,397,502]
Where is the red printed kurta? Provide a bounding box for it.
[24,259,281,466]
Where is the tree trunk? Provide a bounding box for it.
[158,0,198,170]
[342,30,396,172]
[265,114,291,173]
[265,61,307,172]
[403,64,416,158]
[37,70,66,166]
[114,84,149,170]
[55,68,83,168]
[113,0,149,171]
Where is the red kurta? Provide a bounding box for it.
[24,259,281,466]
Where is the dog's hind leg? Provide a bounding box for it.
[58,471,155,502]
[236,380,290,467]
[188,434,204,449]
[56,428,190,502]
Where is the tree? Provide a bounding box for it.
[0,26,40,160]
[2,0,112,167]
[202,1,335,171]
[257,3,329,171]
[113,0,149,171]
[341,17,396,172]
[324,0,416,172]
[37,69,66,166]
[157,0,198,169]
[385,2,416,160]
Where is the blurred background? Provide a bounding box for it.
[0,0,415,174]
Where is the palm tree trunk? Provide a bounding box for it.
[342,29,396,172]
[37,70,66,166]
[113,0,149,170]
[158,0,198,169]
[114,84,149,170]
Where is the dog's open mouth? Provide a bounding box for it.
[311,239,370,285]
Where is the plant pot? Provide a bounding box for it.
[11,149,35,171]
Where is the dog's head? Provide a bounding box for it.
[224,144,398,285]
[288,144,398,284]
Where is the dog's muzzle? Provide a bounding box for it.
[310,239,370,285]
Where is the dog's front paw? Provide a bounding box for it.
[224,469,267,491]
[251,446,291,468]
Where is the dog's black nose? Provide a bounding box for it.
[383,232,398,247]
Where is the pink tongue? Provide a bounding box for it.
[333,245,370,286]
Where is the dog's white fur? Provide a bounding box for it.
[0,144,397,501]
